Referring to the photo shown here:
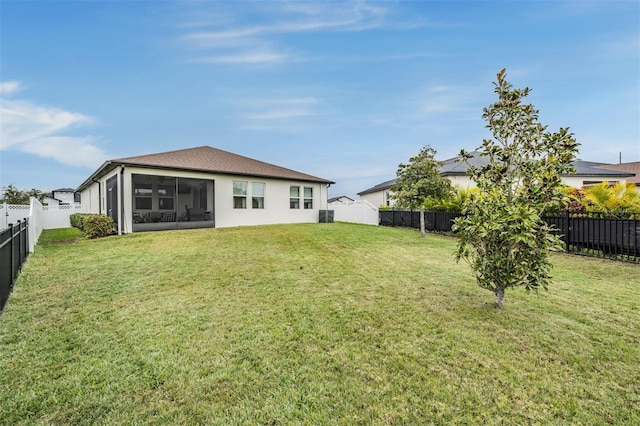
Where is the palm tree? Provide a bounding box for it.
[582,182,640,214]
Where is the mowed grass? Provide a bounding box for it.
[1,223,638,425]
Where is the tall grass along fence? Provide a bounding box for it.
[379,209,640,263]
[0,219,29,313]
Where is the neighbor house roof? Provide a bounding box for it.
[593,162,640,184]
[358,152,635,195]
[439,151,488,175]
[571,160,635,178]
[328,195,354,203]
[357,178,397,196]
[77,146,334,191]
[52,188,76,193]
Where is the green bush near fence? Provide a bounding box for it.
[69,213,115,239]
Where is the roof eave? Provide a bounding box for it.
[78,161,334,190]
[76,160,116,192]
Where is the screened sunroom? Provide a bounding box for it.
[131,174,215,232]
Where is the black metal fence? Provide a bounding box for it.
[545,211,639,262]
[379,209,463,232]
[379,209,640,263]
[1,220,30,314]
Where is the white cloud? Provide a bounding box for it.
[0,81,22,96]
[0,99,93,148]
[22,136,108,168]
[421,85,472,114]
[0,81,109,168]
[245,109,313,120]
[242,97,319,121]
[195,50,288,64]
[178,1,406,65]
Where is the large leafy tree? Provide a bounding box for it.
[391,145,453,236]
[453,69,579,308]
[1,184,47,204]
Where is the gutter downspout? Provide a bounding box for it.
[119,165,125,235]
[92,177,101,214]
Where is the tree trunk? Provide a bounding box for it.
[494,287,505,309]
[420,206,425,237]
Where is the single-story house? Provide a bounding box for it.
[328,195,355,205]
[358,151,635,207]
[45,188,78,205]
[76,146,334,234]
[594,162,640,187]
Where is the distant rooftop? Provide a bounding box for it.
[357,152,635,195]
[594,162,640,184]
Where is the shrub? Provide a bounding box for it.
[69,213,85,229]
[82,215,116,239]
[69,213,115,238]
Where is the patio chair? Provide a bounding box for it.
[161,212,176,222]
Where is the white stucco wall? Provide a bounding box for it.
[214,174,327,228]
[52,191,76,204]
[447,175,475,189]
[79,183,101,213]
[359,190,395,208]
[80,166,330,233]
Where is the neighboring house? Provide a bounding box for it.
[358,179,397,208]
[76,146,334,234]
[594,162,640,187]
[358,151,635,207]
[328,195,355,205]
[49,188,78,205]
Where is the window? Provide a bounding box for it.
[233,181,247,209]
[304,187,313,209]
[252,182,265,209]
[290,186,300,209]
[134,183,153,210]
[158,184,175,210]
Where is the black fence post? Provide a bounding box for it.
[565,210,570,253]
[19,220,24,267]
[9,222,15,287]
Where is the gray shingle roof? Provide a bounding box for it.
[358,152,635,195]
[357,178,397,196]
[328,195,354,203]
[440,151,487,175]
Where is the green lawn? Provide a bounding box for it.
[1,223,638,425]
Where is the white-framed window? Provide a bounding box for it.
[252,182,265,209]
[134,183,153,210]
[304,187,313,209]
[233,181,247,209]
[290,186,300,209]
[158,184,175,210]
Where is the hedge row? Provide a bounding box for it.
[69,213,116,239]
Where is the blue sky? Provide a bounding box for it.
[1,0,638,199]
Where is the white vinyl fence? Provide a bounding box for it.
[1,200,88,252]
[331,200,379,226]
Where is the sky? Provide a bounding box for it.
[1,0,638,199]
